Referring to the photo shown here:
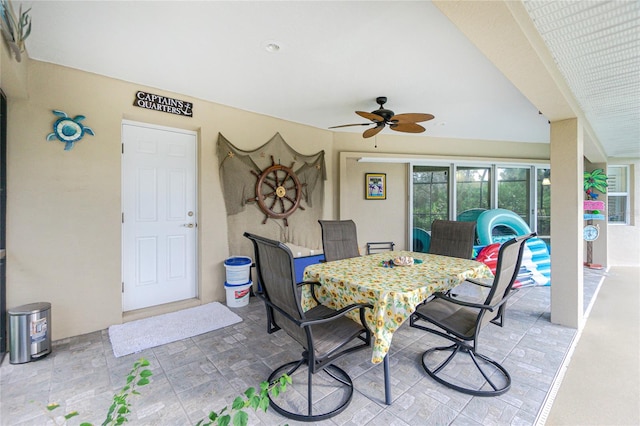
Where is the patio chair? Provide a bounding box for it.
[318,220,361,262]
[244,232,372,421]
[366,241,395,255]
[410,232,535,396]
[428,219,477,259]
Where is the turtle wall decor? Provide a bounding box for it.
[46,110,95,151]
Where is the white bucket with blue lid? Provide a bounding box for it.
[224,280,252,308]
[224,256,252,285]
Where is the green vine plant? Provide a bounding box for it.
[43,357,291,426]
[45,358,153,426]
[196,374,291,426]
[103,358,153,425]
[0,0,31,62]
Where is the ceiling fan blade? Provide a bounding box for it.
[390,113,435,123]
[363,124,385,138]
[328,123,373,129]
[389,122,426,133]
[356,111,385,122]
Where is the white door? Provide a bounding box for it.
[122,121,197,311]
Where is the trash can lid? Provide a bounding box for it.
[8,302,51,315]
[224,256,252,267]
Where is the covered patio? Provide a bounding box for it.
[0,1,638,424]
[3,266,628,426]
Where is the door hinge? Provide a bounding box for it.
[121,143,124,154]
[121,213,124,223]
[122,282,124,293]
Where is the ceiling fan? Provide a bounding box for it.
[329,96,435,138]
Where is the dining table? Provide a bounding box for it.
[302,250,494,404]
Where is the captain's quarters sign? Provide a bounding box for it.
[133,91,193,117]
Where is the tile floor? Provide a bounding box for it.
[0,270,602,426]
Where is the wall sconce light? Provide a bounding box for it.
[542,170,551,186]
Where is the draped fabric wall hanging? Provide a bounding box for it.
[217,133,326,256]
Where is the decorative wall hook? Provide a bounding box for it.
[46,110,95,151]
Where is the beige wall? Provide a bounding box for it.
[342,159,408,253]
[333,132,550,160]
[5,58,332,340]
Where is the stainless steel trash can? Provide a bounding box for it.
[8,302,52,364]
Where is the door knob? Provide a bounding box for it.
[183,223,194,228]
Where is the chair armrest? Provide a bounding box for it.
[436,287,519,313]
[464,277,494,288]
[433,292,489,310]
[299,303,373,327]
[298,280,323,304]
[297,280,321,288]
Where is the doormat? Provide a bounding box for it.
[108,302,242,357]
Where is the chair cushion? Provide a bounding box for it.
[305,304,368,361]
[414,298,478,340]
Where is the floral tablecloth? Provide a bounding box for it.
[302,251,494,364]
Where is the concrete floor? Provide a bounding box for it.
[545,266,640,426]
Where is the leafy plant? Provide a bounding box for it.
[196,374,291,426]
[44,357,290,426]
[44,404,80,425]
[45,357,152,426]
[0,0,31,62]
[102,358,153,425]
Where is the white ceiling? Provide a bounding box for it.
[19,1,639,157]
[523,0,640,159]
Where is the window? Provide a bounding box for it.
[412,166,449,231]
[411,163,549,250]
[456,166,491,218]
[497,167,531,224]
[607,166,629,224]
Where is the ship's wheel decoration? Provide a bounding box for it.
[246,156,306,226]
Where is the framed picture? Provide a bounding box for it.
[365,173,386,200]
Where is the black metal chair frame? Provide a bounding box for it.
[410,233,535,396]
[244,232,372,421]
[366,241,395,255]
